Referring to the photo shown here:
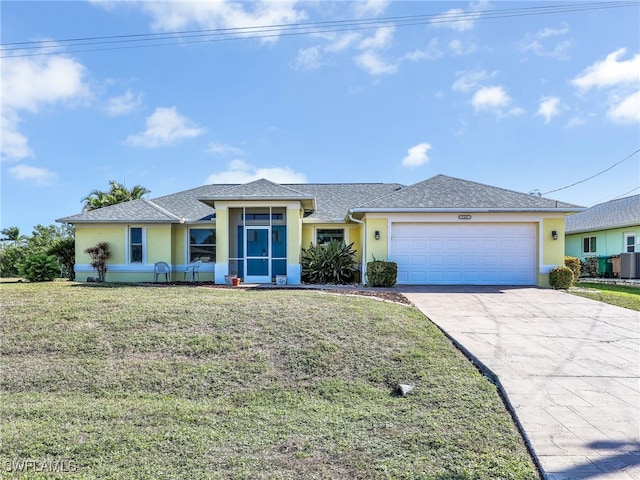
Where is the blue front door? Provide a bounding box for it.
[245,227,270,283]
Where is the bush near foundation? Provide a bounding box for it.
[366,260,398,287]
[549,265,574,289]
[564,256,581,280]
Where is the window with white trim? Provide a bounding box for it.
[582,236,596,254]
[190,228,216,262]
[130,227,143,263]
[625,233,636,253]
[316,228,344,246]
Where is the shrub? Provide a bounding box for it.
[301,240,357,284]
[84,242,111,282]
[564,256,581,280]
[581,257,598,278]
[549,265,574,289]
[0,245,26,277]
[366,260,398,287]
[18,253,59,282]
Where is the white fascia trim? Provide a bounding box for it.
[566,222,640,235]
[350,207,585,213]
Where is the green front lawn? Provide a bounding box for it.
[571,282,640,311]
[1,282,538,479]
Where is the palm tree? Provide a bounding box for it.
[0,226,27,245]
[82,180,150,212]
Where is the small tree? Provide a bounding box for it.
[48,237,75,280]
[84,242,111,282]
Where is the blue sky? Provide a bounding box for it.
[2,1,639,235]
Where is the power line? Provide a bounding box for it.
[2,1,638,58]
[542,149,640,195]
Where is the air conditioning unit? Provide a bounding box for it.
[620,253,640,279]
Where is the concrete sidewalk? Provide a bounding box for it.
[398,286,640,480]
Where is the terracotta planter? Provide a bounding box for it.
[232,277,240,287]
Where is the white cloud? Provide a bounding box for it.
[207,142,244,156]
[447,39,477,56]
[537,96,561,123]
[105,90,143,116]
[1,112,32,160]
[352,0,390,18]
[572,48,640,90]
[324,32,361,53]
[565,116,586,128]
[402,39,443,62]
[431,8,475,32]
[519,22,571,59]
[2,55,89,112]
[291,46,323,71]
[126,107,205,148]
[358,26,394,50]
[402,143,432,168]
[355,51,397,75]
[572,49,640,124]
[472,86,523,117]
[451,69,497,92]
[0,54,90,161]
[8,164,57,185]
[607,90,640,124]
[205,159,307,184]
[139,1,306,43]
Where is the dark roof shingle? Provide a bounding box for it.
[566,194,640,233]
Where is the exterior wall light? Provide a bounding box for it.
[551,230,558,240]
[374,230,380,240]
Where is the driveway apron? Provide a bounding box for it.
[397,286,640,480]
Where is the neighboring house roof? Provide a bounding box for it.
[352,174,582,212]
[56,174,581,225]
[565,194,640,234]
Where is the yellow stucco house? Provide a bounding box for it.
[57,174,583,286]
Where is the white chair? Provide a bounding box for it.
[184,260,202,282]
[154,261,171,282]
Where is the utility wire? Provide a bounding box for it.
[2,1,638,58]
[542,149,640,195]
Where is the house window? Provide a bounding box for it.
[625,233,636,253]
[130,227,143,263]
[317,228,344,246]
[582,236,596,254]
[190,228,216,262]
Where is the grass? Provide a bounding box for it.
[570,282,640,311]
[1,282,538,480]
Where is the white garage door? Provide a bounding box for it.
[391,223,536,285]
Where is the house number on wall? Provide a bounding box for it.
[458,215,472,220]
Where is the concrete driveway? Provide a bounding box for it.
[397,286,640,480]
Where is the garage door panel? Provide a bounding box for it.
[391,223,536,285]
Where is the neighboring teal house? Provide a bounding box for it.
[57,174,582,287]
[565,194,640,260]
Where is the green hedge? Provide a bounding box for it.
[366,260,397,287]
[564,256,581,281]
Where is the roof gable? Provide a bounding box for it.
[566,194,640,233]
[354,174,582,211]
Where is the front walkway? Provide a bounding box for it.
[397,286,640,480]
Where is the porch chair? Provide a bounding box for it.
[154,261,171,283]
[184,260,202,282]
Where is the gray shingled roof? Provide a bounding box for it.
[57,199,185,223]
[57,174,583,225]
[354,174,582,211]
[566,194,639,234]
[285,183,404,221]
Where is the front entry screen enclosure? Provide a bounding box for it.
[228,207,287,282]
